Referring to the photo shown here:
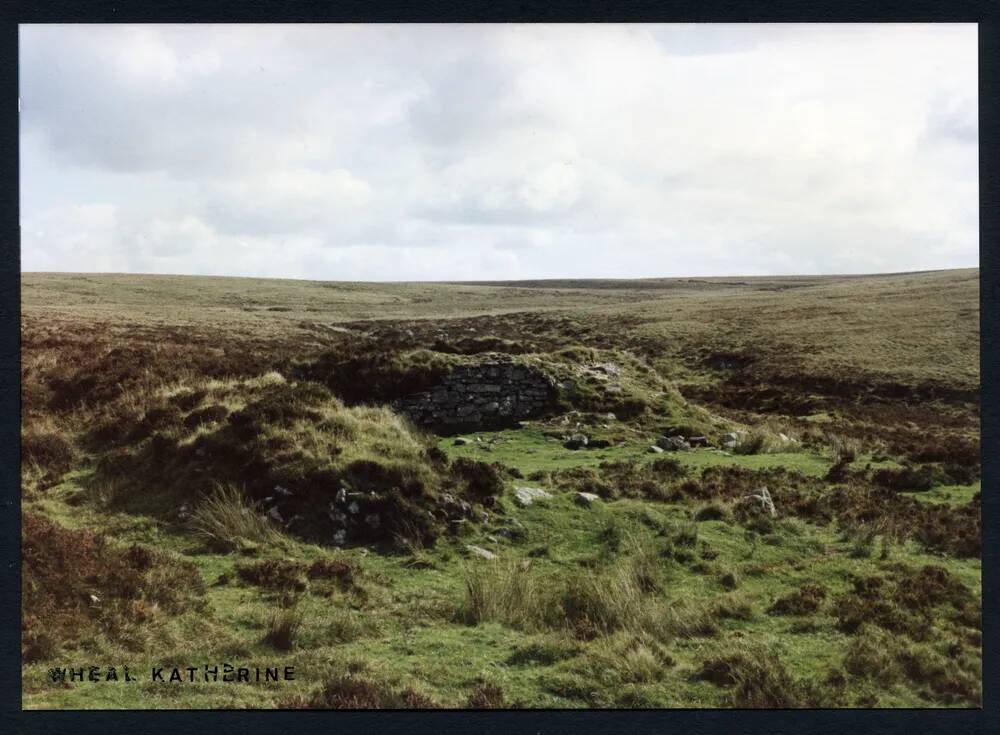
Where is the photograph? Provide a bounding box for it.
[18,22,980,709]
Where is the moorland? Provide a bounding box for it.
[20,268,980,708]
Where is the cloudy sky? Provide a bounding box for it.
[20,24,978,281]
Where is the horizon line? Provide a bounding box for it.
[19,266,979,286]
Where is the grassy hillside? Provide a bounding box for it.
[21,269,980,709]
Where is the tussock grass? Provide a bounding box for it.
[693,502,731,522]
[768,583,827,616]
[662,599,720,637]
[571,631,675,686]
[187,483,282,552]
[459,560,543,628]
[843,626,981,705]
[21,418,77,478]
[264,597,304,651]
[695,641,832,707]
[466,681,508,708]
[558,563,665,638]
[281,673,438,709]
[460,538,679,642]
[506,635,583,666]
[322,607,381,644]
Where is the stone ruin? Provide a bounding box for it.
[393,360,557,432]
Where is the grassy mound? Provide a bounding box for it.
[91,373,504,548]
[299,347,460,405]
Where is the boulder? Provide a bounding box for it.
[465,545,497,561]
[563,434,589,450]
[721,432,739,449]
[648,445,665,454]
[513,486,552,507]
[657,435,691,451]
[575,492,601,507]
[266,506,284,524]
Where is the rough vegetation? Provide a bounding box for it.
[21,270,980,709]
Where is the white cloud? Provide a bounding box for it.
[20,23,978,280]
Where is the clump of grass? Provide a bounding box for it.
[458,560,543,628]
[768,583,828,616]
[573,632,675,687]
[712,593,755,621]
[558,565,654,638]
[324,607,380,643]
[873,464,936,492]
[825,433,863,461]
[833,575,925,639]
[506,635,582,666]
[732,430,768,456]
[843,627,903,686]
[187,483,281,552]
[693,502,730,522]
[672,521,699,547]
[825,451,855,482]
[627,542,668,594]
[597,517,625,553]
[894,565,974,611]
[235,559,307,591]
[896,641,981,706]
[718,569,739,591]
[21,420,77,483]
[843,626,981,706]
[663,599,721,637]
[560,530,677,640]
[847,527,878,558]
[467,681,507,708]
[183,404,229,429]
[450,457,506,501]
[695,641,831,707]
[307,558,356,585]
[556,457,686,503]
[264,596,304,651]
[280,673,438,709]
[460,543,674,642]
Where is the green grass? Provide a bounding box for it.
[441,427,836,477]
[901,481,980,506]
[23,456,981,709]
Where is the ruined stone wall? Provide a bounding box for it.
[393,361,556,432]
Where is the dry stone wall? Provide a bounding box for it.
[393,361,557,432]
